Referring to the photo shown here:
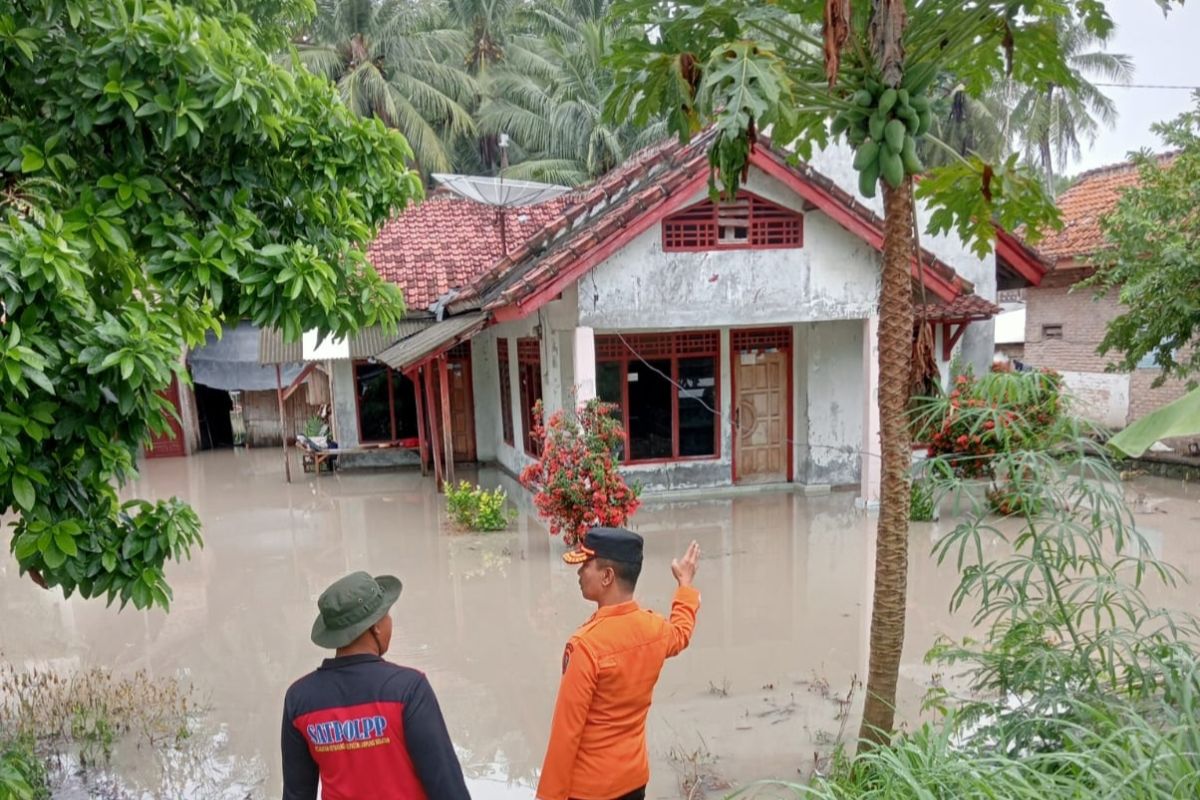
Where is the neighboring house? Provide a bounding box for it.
[993,302,1027,363]
[143,323,330,458]
[1023,156,1194,437]
[339,130,1046,503]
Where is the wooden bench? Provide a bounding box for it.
[294,437,413,475]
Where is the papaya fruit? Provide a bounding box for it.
[901,135,924,175]
[858,160,880,198]
[884,119,907,153]
[878,87,898,115]
[854,89,873,107]
[853,139,881,171]
[880,148,904,189]
[868,111,886,142]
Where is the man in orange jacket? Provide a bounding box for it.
[537,527,701,800]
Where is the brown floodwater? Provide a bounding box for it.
[2,449,1199,799]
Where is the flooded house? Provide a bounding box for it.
[264,131,1047,501]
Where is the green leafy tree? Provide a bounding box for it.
[1091,97,1200,383]
[292,0,479,173]
[0,0,421,609]
[604,0,1152,745]
[1088,97,1200,454]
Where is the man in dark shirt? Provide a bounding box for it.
[282,571,471,799]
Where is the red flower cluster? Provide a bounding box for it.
[923,371,1064,480]
[519,399,642,546]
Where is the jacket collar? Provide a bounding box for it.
[590,599,640,621]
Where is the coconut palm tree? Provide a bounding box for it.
[475,0,666,185]
[291,0,479,174]
[1007,16,1132,191]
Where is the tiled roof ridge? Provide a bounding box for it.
[1066,150,1178,186]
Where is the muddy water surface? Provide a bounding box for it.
[3,449,1199,799]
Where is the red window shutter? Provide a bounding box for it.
[662,191,803,252]
[732,327,792,352]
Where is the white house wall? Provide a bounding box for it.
[805,140,995,372]
[803,320,864,485]
[468,333,499,463]
[578,169,881,330]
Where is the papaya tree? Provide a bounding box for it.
[0,0,421,610]
[604,0,1154,745]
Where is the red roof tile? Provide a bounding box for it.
[920,294,1001,322]
[366,190,570,311]
[1037,153,1176,264]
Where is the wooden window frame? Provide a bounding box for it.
[517,337,542,457]
[352,360,420,447]
[596,331,721,464]
[497,338,515,446]
[662,191,804,252]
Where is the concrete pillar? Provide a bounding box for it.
[573,326,596,405]
[858,315,881,509]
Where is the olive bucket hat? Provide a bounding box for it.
[310,571,402,649]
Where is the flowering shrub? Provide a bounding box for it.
[519,399,641,546]
[913,369,1065,514]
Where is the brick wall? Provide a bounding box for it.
[1026,267,1195,437]
[1024,268,1123,372]
[1128,370,1192,426]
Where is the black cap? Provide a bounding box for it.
[563,526,644,565]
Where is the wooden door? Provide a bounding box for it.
[144,376,188,459]
[447,355,476,463]
[734,351,788,484]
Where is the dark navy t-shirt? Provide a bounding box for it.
[281,654,471,800]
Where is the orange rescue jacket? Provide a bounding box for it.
[536,585,700,800]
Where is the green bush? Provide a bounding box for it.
[444,482,516,532]
[0,738,48,800]
[909,479,936,521]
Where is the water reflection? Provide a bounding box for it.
[1,449,1197,798]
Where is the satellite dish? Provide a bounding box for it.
[431,174,571,207]
[432,167,572,254]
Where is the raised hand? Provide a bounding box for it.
[670,540,700,587]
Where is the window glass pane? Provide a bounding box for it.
[391,371,419,440]
[678,357,717,456]
[596,361,626,460]
[355,364,392,442]
[627,359,673,460]
[519,361,543,455]
[597,361,622,407]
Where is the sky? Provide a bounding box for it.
[1067,0,1200,175]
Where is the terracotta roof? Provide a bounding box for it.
[448,131,977,317]
[366,190,571,311]
[920,294,1002,323]
[1037,153,1176,264]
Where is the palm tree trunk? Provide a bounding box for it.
[857,176,915,748]
[1040,87,1055,193]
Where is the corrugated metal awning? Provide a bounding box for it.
[377,313,487,372]
[190,322,307,390]
[258,321,434,364]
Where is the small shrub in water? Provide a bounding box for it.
[444,481,516,532]
[909,479,936,521]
